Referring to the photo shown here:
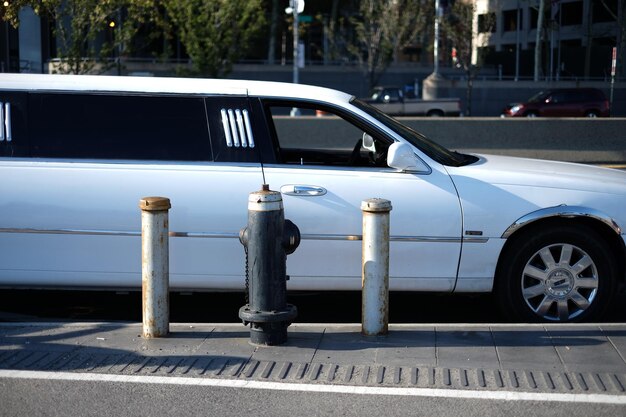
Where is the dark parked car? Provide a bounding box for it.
[501,88,610,117]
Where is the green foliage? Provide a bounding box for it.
[348,0,428,88]
[162,0,266,78]
[0,0,159,74]
[1,0,264,77]
[441,1,473,72]
[441,2,494,116]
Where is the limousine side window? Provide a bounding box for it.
[28,93,212,161]
[263,102,391,167]
[0,92,28,158]
[204,96,270,164]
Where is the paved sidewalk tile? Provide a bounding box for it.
[435,327,499,368]
[547,325,626,372]
[491,327,562,370]
[251,326,322,363]
[311,325,378,365]
[600,325,626,365]
[374,328,436,366]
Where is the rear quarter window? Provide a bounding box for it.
[28,93,212,161]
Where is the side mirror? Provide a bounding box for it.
[362,133,376,152]
[387,142,430,173]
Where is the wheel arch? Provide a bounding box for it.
[498,205,626,286]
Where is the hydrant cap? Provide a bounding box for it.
[248,188,283,212]
[139,196,171,211]
[360,198,392,213]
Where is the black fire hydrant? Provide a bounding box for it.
[239,184,300,345]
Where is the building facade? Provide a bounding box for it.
[474,0,623,79]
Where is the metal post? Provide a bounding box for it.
[361,198,392,337]
[139,196,171,338]
[293,2,299,85]
[610,47,617,116]
[289,0,302,116]
[515,1,520,81]
[433,0,440,76]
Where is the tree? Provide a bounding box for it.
[534,0,545,81]
[348,0,428,89]
[162,0,266,78]
[0,0,157,74]
[267,0,279,64]
[442,0,494,116]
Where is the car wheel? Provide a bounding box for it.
[427,110,444,117]
[585,111,598,118]
[496,224,616,322]
[525,112,538,118]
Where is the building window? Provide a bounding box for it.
[502,9,523,32]
[478,13,496,33]
[592,0,617,23]
[561,1,583,26]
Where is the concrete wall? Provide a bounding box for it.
[276,117,626,164]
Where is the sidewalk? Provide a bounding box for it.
[1,322,625,395]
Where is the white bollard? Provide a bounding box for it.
[139,196,171,338]
[361,198,392,336]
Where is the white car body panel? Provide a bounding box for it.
[447,155,626,239]
[263,164,462,291]
[0,74,625,298]
[0,160,263,289]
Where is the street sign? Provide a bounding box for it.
[299,15,312,23]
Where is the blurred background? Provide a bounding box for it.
[0,0,624,115]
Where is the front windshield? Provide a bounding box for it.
[351,98,476,167]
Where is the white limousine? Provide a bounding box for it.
[0,74,625,323]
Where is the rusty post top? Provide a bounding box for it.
[361,198,392,213]
[139,196,171,212]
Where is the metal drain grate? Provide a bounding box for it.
[2,349,625,395]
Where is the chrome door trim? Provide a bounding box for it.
[0,228,487,243]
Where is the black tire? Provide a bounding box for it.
[495,224,617,323]
[427,110,444,117]
[525,111,538,118]
[585,111,599,118]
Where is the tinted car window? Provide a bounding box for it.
[0,92,28,157]
[204,96,265,163]
[29,93,211,161]
[549,92,567,103]
[264,101,392,168]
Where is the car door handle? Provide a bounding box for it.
[280,185,327,196]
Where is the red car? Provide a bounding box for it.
[501,88,610,117]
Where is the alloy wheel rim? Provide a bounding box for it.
[521,243,599,321]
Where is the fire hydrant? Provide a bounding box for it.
[239,184,300,345]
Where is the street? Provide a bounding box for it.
[2,373,624,417]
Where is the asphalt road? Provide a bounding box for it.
[2,376,624,417]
